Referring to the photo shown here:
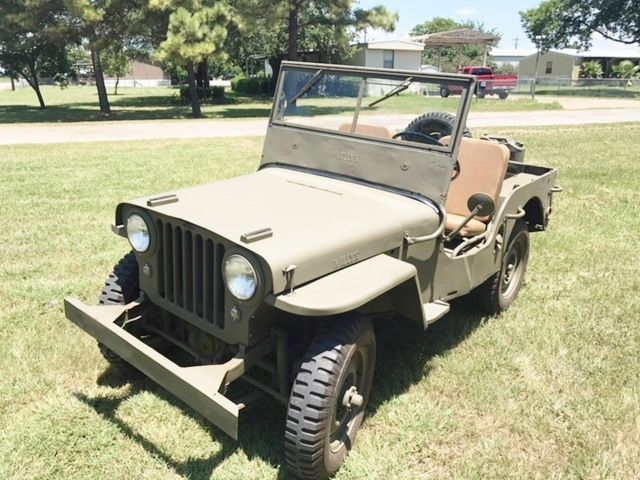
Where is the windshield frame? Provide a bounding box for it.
[270,61,475,155]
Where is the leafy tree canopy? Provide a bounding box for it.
[521,0,640,49]
[0,0,72,108]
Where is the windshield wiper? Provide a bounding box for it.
[368,77,413,107]
[289,69,324,103]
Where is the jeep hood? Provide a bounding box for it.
[121,167,439,293]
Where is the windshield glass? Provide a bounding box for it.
[272,66,470,152]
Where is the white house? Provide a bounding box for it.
[347,40,425,71]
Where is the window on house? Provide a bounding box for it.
[545,61,553,74]
[383,50,395,69]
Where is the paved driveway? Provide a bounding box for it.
[1,107,639,145]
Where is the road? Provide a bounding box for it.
[1,106,639,145]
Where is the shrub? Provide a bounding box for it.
[231,74,276,95]
[179,85,225,104]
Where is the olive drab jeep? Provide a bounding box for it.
[65,62,561,480]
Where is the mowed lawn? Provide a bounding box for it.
[0,85,561,124]
[1,124,639,479]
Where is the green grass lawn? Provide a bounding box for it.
[0,85,561,124]
[1,124,639,479]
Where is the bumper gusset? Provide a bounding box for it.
[64,297,243,439]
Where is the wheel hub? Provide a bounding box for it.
[341,386,364,408]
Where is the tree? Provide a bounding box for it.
[410,17,500,72]
[521,0,640,50]
[102,46,132,95]
[0,0,71,108]
[153,1,234,116]
[64,0,145,114]
[229,0,397,76]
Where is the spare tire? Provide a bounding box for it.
[404,111,471,143]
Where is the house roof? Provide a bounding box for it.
[359,40,424,52]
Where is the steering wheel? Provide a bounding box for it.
[392,130,443,146]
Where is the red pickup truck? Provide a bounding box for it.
[440,66,517,99]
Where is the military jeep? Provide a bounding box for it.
[65,62,560,479]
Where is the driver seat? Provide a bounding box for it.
[441,136,510,236]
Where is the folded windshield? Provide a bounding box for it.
[272,66,471,152]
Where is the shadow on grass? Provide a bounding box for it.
[0,91,277,124]
[75,298,487,478]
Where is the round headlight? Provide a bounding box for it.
[224,254,258,300]
[126,213,150,253]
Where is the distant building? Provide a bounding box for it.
[104,60,170,87]
[490,48,536,68]
[518,48,640,80]
[347,40,425,71]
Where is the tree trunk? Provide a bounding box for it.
[186,63,202,117]
[269,56,284,78]
[24,63,46,109]
[114,76,119,95]
[287,0,299,61]
[10,76,15,91]
[91,47,111,114]
[196,59,209,88]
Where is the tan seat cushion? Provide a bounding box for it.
[440,136,510,236]
[338,123,393,139]
[445,213,487,237]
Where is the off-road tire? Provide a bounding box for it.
[97,252,140,365]
[476,220,529,314]
[284,315,376,480]
[498,91,509,100]
[405,111,471,141]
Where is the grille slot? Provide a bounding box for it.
[157,219,225,328]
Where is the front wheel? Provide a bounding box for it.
[439,86,449,97]
[284,315,376,480]
[476,220,529,314]
[97,252,140,366]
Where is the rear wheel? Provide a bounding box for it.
[439,86,449,97]
[284,315,376,480]
[476,220,529,314]
[97,252,140,365]
[498,91,509,100]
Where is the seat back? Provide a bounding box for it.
[441,136,510,221]
[338,123,393,139]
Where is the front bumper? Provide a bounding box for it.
[64,297,244,439]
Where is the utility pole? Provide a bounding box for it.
[531,35,543,101]
[513,37,519,49]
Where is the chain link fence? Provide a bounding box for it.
[512,76,640,98]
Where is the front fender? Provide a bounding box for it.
[267,254,425,324]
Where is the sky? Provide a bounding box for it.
[356,0,637,51]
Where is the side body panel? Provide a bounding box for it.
[413,166,559,302]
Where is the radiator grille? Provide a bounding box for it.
[156,219,225,328]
